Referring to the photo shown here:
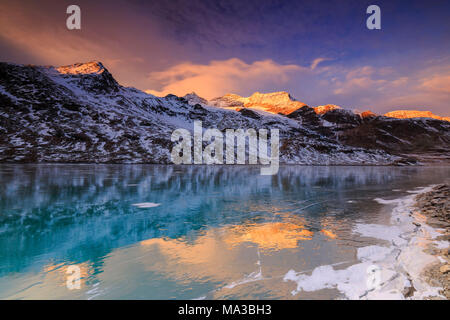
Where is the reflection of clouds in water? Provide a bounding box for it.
[133,212,338,295]
[224,222,313,251]
[320,229,337,239]
[42,261,95,289]
[0,261,96,299]
[319,215,344,240]
[135,215,315,291]
[133,230,249,286]
[136,210,348,295]
[138,227,269,295]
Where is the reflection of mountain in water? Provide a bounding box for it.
[0,164,449,276]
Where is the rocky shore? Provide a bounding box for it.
[414,184,450,299]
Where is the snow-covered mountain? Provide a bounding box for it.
[193,91,450,162]
[0,61,449,164]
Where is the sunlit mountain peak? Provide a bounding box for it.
[314,104,341,115]
[55,61,106,75]
[384,110,450,122]
[359,110,378,118]
[183,92,208,105]
[210,91,307,115]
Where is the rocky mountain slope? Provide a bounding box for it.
[193,92,450,162]
[0,61,449,164]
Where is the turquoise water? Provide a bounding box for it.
[0,164,448,299]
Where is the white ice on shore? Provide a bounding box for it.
[357,245,393,262]
[434,240,449,249]
[284,185,446,300]
[354,224,407,246]
[373,197,402,205]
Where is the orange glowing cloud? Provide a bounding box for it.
[0,0,179,90]
[224,222,314,251]
[419,74,450,94]
[145,58,305,100]
[332,66,387,95]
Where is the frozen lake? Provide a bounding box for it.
[0,164,448,299]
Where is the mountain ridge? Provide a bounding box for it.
[0,61,449,164]
[186,91,449,122]
[209,91,307,115]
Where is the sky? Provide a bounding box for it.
[0,0,449,115]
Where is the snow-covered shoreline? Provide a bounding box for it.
[284,185,449,299]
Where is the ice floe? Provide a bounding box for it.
[433,240,449,249]
[132,202,161,208]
